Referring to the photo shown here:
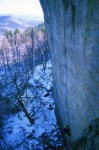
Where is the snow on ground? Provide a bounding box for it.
[0,60,64,150]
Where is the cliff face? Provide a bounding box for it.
[40,0,99,143]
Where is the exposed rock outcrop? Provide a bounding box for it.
[40,0,99,149]
[74,118,99,150]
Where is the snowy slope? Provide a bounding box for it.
[0,60,64,150]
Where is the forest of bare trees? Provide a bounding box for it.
[0,24,49,124]
[0,24,49,75]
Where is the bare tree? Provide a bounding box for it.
[25,27,35,74]
[0,49,7,75]
[0,38,10,75]
[13,73,34,124]
[15,30,21,73]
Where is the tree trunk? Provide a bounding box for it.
[18,99,34,124]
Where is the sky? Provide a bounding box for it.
[0,0,43,17]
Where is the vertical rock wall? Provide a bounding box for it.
[40,0,99,143]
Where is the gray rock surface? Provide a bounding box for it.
[74,118,99,150]
[40,0,99,147]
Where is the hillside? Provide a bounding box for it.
[0,15,44,33]
[0,60,64,150]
